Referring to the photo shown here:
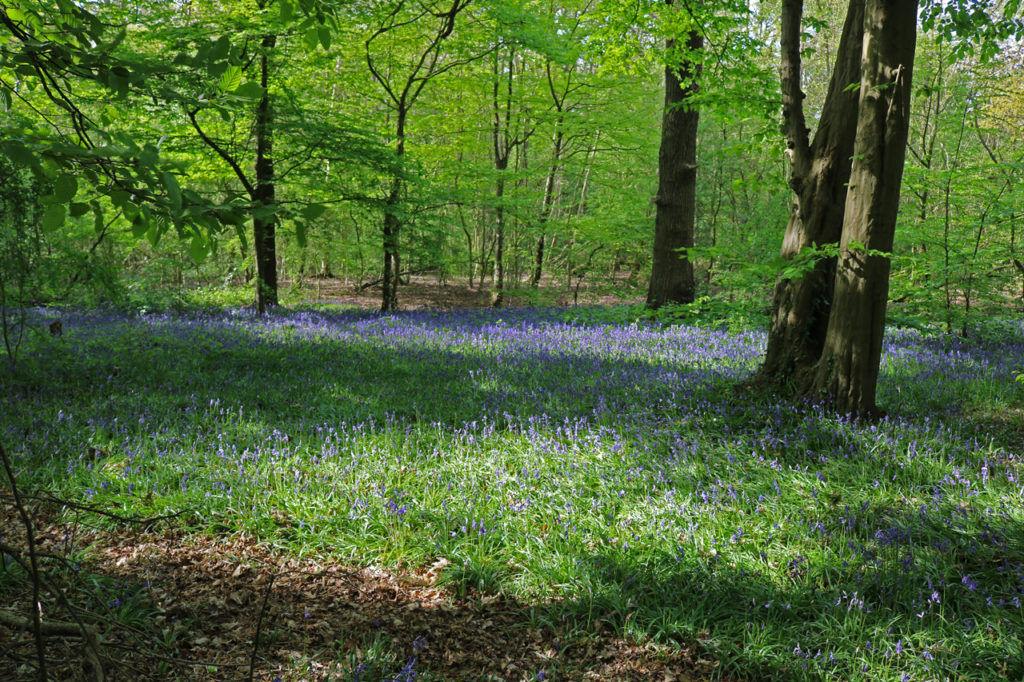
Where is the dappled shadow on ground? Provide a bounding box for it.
[2,307,761,461]
[559,502,1024,682]
[0,509,727,681]
[3,307,1022,680]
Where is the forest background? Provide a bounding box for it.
[2,0,1022,335]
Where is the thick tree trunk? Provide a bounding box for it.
[253,34,278,313]
[812,0,918,415]
[647,24,701,309]
[757,0,864,385]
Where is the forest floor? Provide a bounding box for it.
[1,502,718,681]
[2,304,1021,682]
[284,274,645,310]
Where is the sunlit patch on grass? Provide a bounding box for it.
[3,306,1023,681]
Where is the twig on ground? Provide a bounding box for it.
[11,489,193,528]
[248,571,277,682]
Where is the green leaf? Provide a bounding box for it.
[3,140,36,167]
[162,171,182,212]
[0,87,11,112]
[300,203,327,220]
[220,209,247,225]
[295,220,307,248]
[189,235,208,264]
[41,204,66,232]
[279,0,294,23]
[218,65,242,93]
[208,35,231,62]
[253,204,279,220]
[110,190,132,208]
[69,202,90,217]
[6,8,26,21]
[304,27,319,51]
[147,222,161,247]
[234,223,248,254]
[106,69,127,97]
[318,26,331,50]
[52,173,77,203]
[131,214,148,238]
[231,81,265,99]
[92,204,105,233]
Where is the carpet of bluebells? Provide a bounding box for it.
[3,305,1024,681]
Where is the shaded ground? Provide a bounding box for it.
[1,502,723,681]
[285,275,644,310]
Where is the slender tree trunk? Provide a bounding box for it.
[532,126,563,288]
[381,176,401,312]
[491,50,510,307]
[811,0,919,416]
[492,174,506,306]
[576,130,599,216]
[533,60,567,289]
[757,0,864,385]
[381,109,407,312]
[253,34,278,313]
[528,134,561,284]
[532,234,545,288]
[647,23,701,309]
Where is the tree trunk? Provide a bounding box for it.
[381,109,407,313]
[757,0,864,385]
[381,176,401,312]
[532,126,563,288]
[253,34,278,313]
[811,0,918,416]
[647,23,701,309]
[492,174,506,306]
[532,233,545,288]
[533,59,567,289]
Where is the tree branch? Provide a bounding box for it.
[187,109,256,197]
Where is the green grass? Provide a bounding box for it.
[2,303,1023,680]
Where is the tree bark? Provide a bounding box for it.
[647,21,701,309]
[492,174,507,306]
[381,171,402,312]
[757,0,864,386]
[811,0,919,415]
[490,48,515,307]
[532,232,546,288]
[253,33,278,313]
[532,59,568,289]
[532,125,563,288]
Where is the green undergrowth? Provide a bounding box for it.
[2,304,1023,681]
